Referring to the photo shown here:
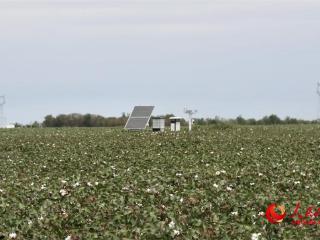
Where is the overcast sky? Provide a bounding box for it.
[1,0,319,123]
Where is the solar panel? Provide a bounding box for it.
[125,106,154,130]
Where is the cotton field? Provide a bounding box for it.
[0,126,319,239]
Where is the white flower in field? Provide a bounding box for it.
[240,147,244,151]
[194,174,199,179]
[258,173,263,176]
[301,172,306,176]
[146,188,152,193]
[60,189,68,197]
[0,189,4,193]
[180,198,184,203]
[61,180,67,184]
[251,233,261,240]
[231,211,238,216]
[95,182,99,186]
[110,166,116,170]
[215,171,221,176]
[173,229,180,236]
[258,212,265,216]
[65,236,72,240]
[205,163,210,167]
[27,220,33,225]
[306,186,310,189]
[87,182,93,187]
[38,216,44,221]
[292,169,296,173]
[41,184,46,190]
[176,173,182,177]
[294,181,301,185]
[168,221,175,229]
[226,186,232,191]
[73,182,80,188]
[221,170,226,174]
[250,183,255,186]
[213,183,219,188]
[9,233,17,239]
[210,151,214,154]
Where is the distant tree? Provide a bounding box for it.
[247,118,257,125]
[31,121,41,128]
[284,117,298,124]
[236,116,246,125]
[43,115,55,127]
[14,123,23,128]
[267,114,281,125]
[83,114,92,127]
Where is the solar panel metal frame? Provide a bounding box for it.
[125,106,154,130]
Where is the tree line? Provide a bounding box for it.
[15,113,316,128]
[42,113,128,127]
[195,114,315,126]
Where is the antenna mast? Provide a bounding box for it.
[184,108,197,131]
[0,96,6,128]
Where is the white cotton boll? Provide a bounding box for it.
[173,229,180,236]
[9,233,17,239]
[168,221,175,229]
[60,189,68,196]
[251,233,262,240]
[231,211,238,216]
